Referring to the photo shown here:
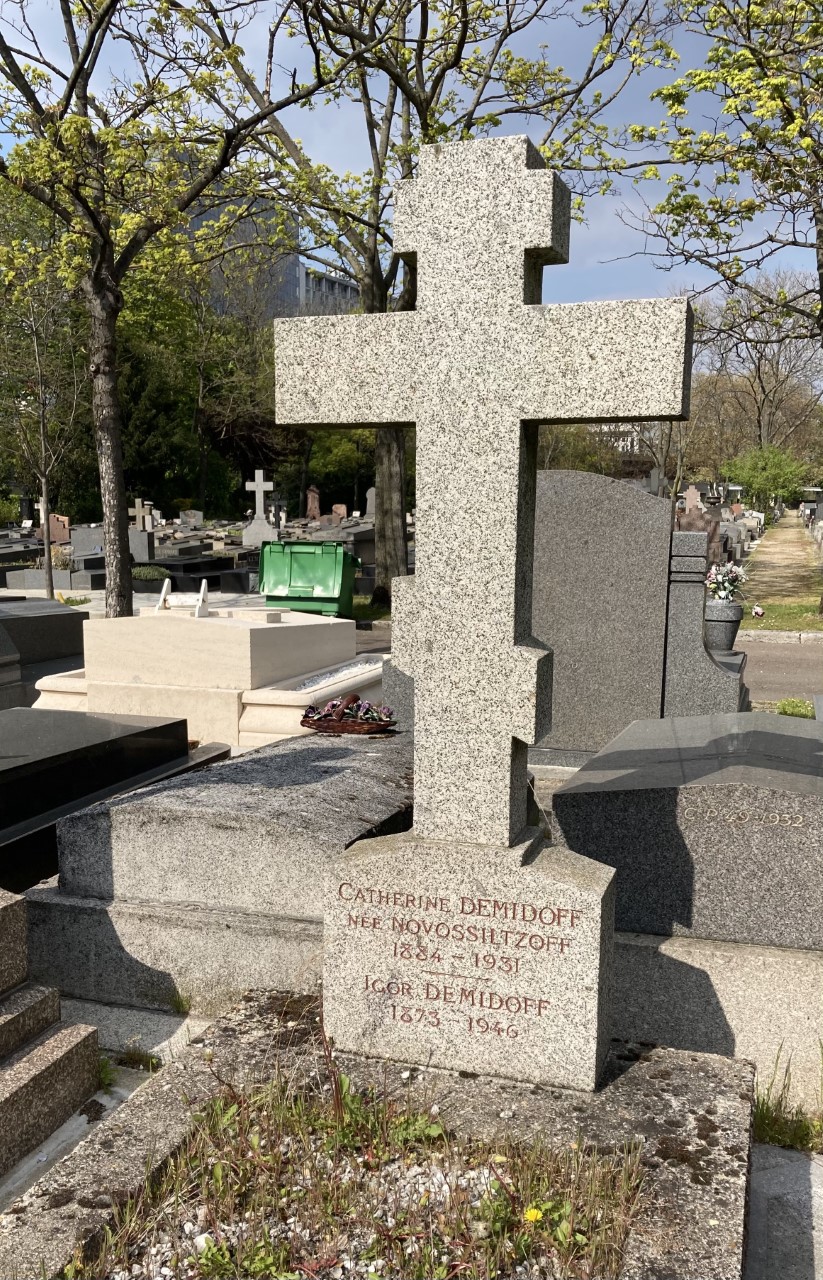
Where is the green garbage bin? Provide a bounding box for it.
[258,540,360,618]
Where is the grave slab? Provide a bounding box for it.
[0,625,24,712]
[27,734,413,1011]
[0,709,189,833]
[552,712,823,948]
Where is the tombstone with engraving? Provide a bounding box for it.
[274,135,692,1089]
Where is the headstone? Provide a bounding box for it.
[731,502,743,517]
[663,531,748,715]
[332,503,347,520]
[41,514,70,544]
[0,624,24,711]
[70,526,105,558]
[128,528,155,562]
[179,509,204,527]
[128,498,153,531]
[306,485,321,521]
[678,505,727,564]
[365,486,376,518]
[684,484,703,512]
[531,472,672,763]
[552,713,823,949]
[243,470,275,548]
[274,135,692,1090]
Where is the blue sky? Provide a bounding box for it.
[4,0,808,305]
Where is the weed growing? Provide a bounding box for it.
[73,1058,645,1280]
[754,1049,823,1152]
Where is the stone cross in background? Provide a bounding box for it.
[245,470,273,521]
[128,497,153,531]
[275,136,693,849]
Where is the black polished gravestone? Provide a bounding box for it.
[552,713,823,951]
[0,708,228,891]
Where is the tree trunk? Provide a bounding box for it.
[40,472,54,600]
[372,426,408,606]
[86,285,132,617]
[299,435,313,517]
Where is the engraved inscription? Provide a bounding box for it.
[681,805,805,828]
[338,878,581,1044]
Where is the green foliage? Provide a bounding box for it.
[642,0,823,333]
[776,698,815,718]
[98,1056,117,1091]
[725,445,811,508]
[538,422,626,476]
[0,496,18,524]
[88,1059,644,1279]
[131,565,171,581]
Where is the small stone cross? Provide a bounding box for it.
[274,136,692,848]
[129,497,153,531]
[245,470,273,521]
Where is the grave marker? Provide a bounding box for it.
[243,470,276,548]
[275,135,692,1089]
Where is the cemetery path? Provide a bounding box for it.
[745,520,822,602]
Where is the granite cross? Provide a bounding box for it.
[245,470,273,521]
[274,136,692,848]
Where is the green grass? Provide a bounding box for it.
[754,1051,823,1152]
[740,601,823,632]
[61,596,92,608]
[776,698,815,718]
[352,593,391,623]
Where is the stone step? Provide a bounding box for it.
[0,983,59,1062]
[0,1022,98,1180]
[0,892,27,997]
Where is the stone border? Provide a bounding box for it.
[0,990,752,1280]
[740,630,823,643]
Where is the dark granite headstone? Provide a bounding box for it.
[552,713,823,950]
[531,471,672,764]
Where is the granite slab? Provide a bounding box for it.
[552,713,823,948]
[0,709,189,832]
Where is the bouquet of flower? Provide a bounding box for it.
[303,698,394,724]
[705,563,747,601]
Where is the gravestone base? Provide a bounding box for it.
[26,885,323,1014]
[242,518,275,548]
[324,828,614,1091]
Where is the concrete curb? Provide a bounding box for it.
[740,629,823,644]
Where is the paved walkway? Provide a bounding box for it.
[746,519,823,602]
